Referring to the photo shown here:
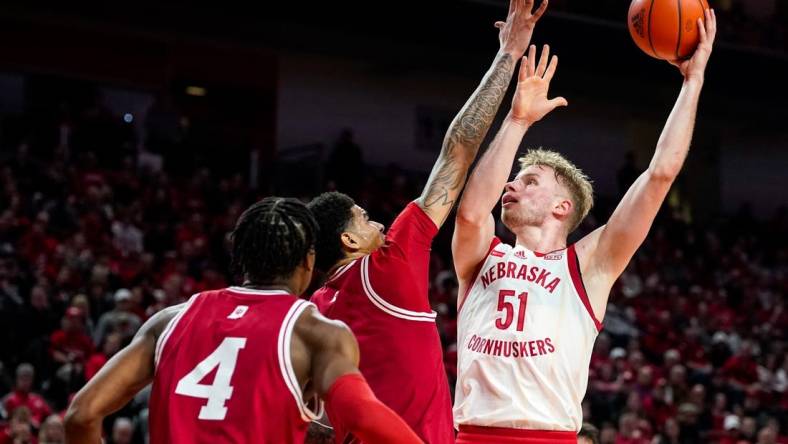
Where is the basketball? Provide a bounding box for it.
[628,0,710,60]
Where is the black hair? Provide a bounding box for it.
[578,423,600,444]
[307,192,355,272]
[230,197,318,284]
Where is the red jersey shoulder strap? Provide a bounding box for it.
[566,244,603,332]
[154,293,200,370]
[458,237,503,313]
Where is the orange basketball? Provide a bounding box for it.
[628,0,709,60]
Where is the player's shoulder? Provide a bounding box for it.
[490,237,510,254]
[293,304,355,349]
[295,304,350,334]
[139,299,191,341]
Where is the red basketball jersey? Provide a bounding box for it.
[311,203,455,444]
[150,287,322,444]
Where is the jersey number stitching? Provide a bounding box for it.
[175,337,247,420]
[494,290,528,331]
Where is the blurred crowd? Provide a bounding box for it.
[1,103,787,444]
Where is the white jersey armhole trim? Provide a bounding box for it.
[360,255,437,322]
[278,299,324,422]
[154,293,200,370]
[329,259,357,281]
[458,238,505,313]
[565,245,603,332]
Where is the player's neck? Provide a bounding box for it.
[240,280,297,295]
[513,225,567,254]
[328,253,366,276]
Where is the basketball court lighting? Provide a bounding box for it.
[185,86,207,96]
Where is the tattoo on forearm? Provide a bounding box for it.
[448,53,516,149]
[422,53,515,220]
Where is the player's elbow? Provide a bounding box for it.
[646,166,679,184]
[64,395,98,431]
[455,207,488,228]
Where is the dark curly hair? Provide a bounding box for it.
[307,192,355,272]
[230,197,318,284]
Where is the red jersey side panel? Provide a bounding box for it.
[311,203,454,444]
[150,287,321,444]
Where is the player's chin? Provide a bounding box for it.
[501,209,522,230]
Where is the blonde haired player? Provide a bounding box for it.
[452,10,717,444]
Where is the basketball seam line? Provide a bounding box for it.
[676,0,683,59]
[647,0,659,59]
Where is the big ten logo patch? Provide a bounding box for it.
[227,305,249,319]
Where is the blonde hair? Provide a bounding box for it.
[518,148,594,232]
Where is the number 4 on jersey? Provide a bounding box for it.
[174,337,247,420]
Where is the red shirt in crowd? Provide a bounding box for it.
[721,355,759,386]
[1,390,52,426]
[49,330,94,364]
[84,352,108,380]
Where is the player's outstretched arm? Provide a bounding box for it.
[64,305,181,444]
[416,0,548,229]
[453,45,567,287]
[576,9,716,317]
[296,308,422,444]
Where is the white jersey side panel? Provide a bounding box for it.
[453,240,602,432]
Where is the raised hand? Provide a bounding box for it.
[510,45,568,126]
[670,9,716,82]
[496,0,549,58]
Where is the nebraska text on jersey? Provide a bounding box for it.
[479,259,562,293]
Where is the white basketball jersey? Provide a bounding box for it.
[454,238,602,432]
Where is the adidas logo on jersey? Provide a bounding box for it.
[514,250,527,260]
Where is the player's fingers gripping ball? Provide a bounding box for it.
[628,0,710,60]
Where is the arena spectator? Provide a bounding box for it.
[37,415,64,444]
[84,332,122,381]
[579,423,601,444]
[49,308,93,368]
[92,289,141,346]
[0,406,36,444]
[1,364,51,427]
[109,417,133,444]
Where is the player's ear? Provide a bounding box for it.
[553,197,572,218]
[304,248,316,273]
[340,231,360,252]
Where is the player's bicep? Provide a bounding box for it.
[68,306,178,424]
[592,171,672,278]
[452,212,495,282]
[302,312,361,397]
